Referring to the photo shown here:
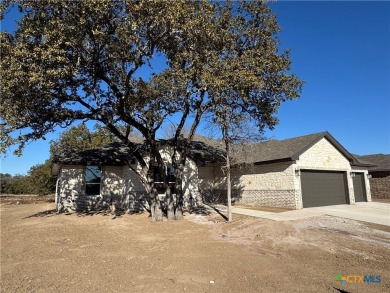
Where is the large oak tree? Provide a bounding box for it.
[1,0,302,221]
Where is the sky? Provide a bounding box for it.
[1,1,389,175]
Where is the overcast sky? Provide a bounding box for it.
[1,1,389,175]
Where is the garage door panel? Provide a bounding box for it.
[301,171,349,208]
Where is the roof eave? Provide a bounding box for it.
[253,157,294,165]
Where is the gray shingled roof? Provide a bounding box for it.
[52,131,369,169]
[355,154,390,171]
[52,142,141,166]
[53,139,226,167]
[232,131,365,166]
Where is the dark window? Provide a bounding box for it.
[153,164,176,193]
[86,166,101,196]
[166,164,176,183]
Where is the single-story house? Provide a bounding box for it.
[355,154,390,199]
[51,140,225,212]
[52,131,372,212]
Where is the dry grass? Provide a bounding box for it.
[0,194,54,205]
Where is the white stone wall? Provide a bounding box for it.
[182,158,199,201]
[60,165,85,200]
[122,164,145,193]
[198,166,215,191]
[198,163,297,208]
[59,165,85,211]
[232,162,296,208]
[235,162,295,191]
[297,138,351,169]
[101,166,123,197]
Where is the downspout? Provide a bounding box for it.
[55,178,61,211]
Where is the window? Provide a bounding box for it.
[153,164,176,193]
[85,166,102,196]
[166,164,176,183]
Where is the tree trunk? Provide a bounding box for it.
[150,192,156,221]
[226,164,232,222]
[149,189,163,221]
[174,165,184,220]
[224,134,233,222]
[166,186,175,220]
[146,165,163,222]
[154,195,163,221]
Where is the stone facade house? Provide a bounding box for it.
[51,140,225,212]
[200,132,372,209]
[52,132,372,212]
[356,154,390,199]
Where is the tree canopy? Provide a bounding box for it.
[49,123,124,157]
[1,0,303,220]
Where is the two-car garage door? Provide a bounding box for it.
[301,170,349,208]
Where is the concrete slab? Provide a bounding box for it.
[231,202,390,226]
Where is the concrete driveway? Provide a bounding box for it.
[232,202,390,226]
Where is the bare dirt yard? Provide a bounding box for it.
[1,199,389,293]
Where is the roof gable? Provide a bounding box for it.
[234,132,361,165]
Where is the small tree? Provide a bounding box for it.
[27,160,56,195]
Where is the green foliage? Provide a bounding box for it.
[0,162,55,195]
[1,173,31,194]
[49,123,121,157]
[27,160,56,195]
[1,1,303,217]
[0,1,302,154]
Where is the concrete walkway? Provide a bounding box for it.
[231,202,390,226]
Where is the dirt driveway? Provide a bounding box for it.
[1,202,389,293]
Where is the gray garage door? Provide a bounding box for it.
[301,170,349,208]
[353,173,367,202]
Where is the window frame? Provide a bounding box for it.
[85,165,102,196]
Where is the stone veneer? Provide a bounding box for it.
[238,190,296,208]
[369,171,390,199]
[198,162,297,208]
[58,151,199,212]
[199,138,372,209]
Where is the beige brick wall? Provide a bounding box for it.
[369,171,390,199]
[238,190,296,208]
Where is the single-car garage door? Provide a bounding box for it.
[353,173,367,202]
[301,170,349,208]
